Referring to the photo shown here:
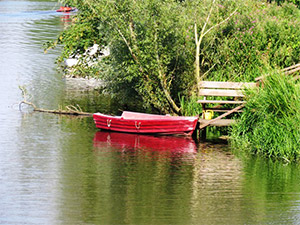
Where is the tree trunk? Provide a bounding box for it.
[195,41,201,97]
[159,71,181,114]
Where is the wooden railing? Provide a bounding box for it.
[197,63,300,131]
[255,63,300,82]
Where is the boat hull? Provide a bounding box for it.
[93,111,198,135]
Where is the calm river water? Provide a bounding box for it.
[1,1,300,224]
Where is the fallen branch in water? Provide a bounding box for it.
[18,86,93,116]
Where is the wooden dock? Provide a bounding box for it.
[196,80,253,138]
[198,118,236,139]
[196,63,300,138]
[196,81,252,138]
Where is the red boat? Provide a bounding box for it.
[56,6,76,12]
[93,111,198,135]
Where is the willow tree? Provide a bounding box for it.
[53,0,194,114]
[99,0,189,114]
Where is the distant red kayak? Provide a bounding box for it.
[56,6,76,12]
[93,111,198,135]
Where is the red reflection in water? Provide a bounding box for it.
[60,15,72,23]
[93,131,197,154]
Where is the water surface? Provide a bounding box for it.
[1,1,300,224]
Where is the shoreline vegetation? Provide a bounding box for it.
[47,0,300,161]
[231,71,300,162]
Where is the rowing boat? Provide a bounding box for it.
[93,111,198,135]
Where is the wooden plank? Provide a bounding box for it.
[255,76,263,81]
[199,119,235,127]
[285,66,300,75]
[197,100,245,104]
[199,104,244,129]
[199,89,244,97]
[256,63,300,81]
[202,108,243,113]
[199,81,256,89]
[282,63,300,71]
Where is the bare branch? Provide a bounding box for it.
[202,63,217,79]
[203,8,238,37]
[18,86,92,116]
[198,0,216,43]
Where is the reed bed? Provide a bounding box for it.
[179,95,203,116]
[230,71,300,162]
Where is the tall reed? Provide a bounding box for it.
[230,71,300,162]
[179,95,202,116]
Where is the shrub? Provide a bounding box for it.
[207,1,300,82]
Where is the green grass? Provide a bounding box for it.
[179,95,202,116]
[230,71,300,162]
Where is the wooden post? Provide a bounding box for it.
[201,127,207,140]
[201,103,207,139]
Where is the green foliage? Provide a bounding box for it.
[208,1,300,81]
[268,0,300,8]
[179,95,202,116]
[45,1,105,62]
[51,0,300,115]
[230,72,300,161]
[55,0,199,114]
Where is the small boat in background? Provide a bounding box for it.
[56,6,76,12]
[93,111,198,135]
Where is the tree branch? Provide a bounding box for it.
[154,26,181,114]
[19,86,92,116]
[203,8,238,37]
[198,0,216,44]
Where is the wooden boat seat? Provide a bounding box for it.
[121,111,171,120]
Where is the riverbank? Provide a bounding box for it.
[47,0,300,115]
[3,1,300,223]
[64,75,104,90]
[48,0,300,160]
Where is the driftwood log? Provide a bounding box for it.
[18,86,93,116]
